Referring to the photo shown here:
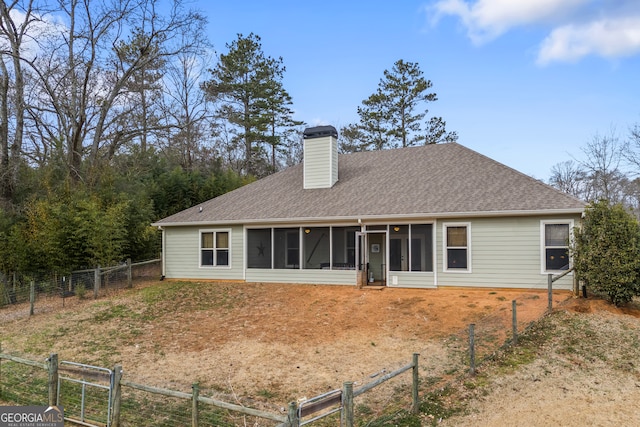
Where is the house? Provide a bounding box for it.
[152,126,585,290]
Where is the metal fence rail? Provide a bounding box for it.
[58,361,114,427]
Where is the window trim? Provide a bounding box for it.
[199,229,232,269]
[443,222,472,273]
[540,220,573,274]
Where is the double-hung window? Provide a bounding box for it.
[444,223,470,271]
[201,230,230,267]
[542,221,571,272]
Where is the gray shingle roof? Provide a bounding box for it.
[154,143,585,226]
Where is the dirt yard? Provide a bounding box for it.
[1,283,558,400]
[2,281,639,425]
[440,297,640,426]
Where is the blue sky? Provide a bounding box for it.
[194,0,640,180]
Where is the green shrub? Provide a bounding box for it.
[573,200,640,306]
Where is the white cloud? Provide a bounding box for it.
[537,16,640,65]
[430,0,587,44]
[0,9,66,61]
[428,0,640,64]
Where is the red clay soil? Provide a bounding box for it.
[0,282,572,405]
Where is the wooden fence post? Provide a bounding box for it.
[287,401,299,427]
[127,259,132,288]
[547,274,553,312]
[512,300,518,346]
[47,353,58,406]
[411,353,420,414]
[192,383,199,427]
[29,281,35,316]
[111,364,122,427]
[341,381,354,427]
[469,324,476,376]
[94,266,101,299]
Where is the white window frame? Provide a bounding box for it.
[540,220,573,274]
[443,222,472,273]
[199,229,232,268]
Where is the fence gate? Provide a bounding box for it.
[57,361,113,427]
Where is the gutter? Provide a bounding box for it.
[151,208,585,228]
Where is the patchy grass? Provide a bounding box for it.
[0,282,576,425]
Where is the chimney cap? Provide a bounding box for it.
[303,125,338,140]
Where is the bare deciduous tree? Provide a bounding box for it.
[18,0,208,184]
[0,0,36,202]
[575,130,628,204]
[158,16,212,170]
[548,160,588,200]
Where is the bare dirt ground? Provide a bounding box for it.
[440,297,640,426]
[2,281,639,425]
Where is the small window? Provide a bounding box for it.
[543,222,571,272]
[201,230,230,267]
[444,224,470,271]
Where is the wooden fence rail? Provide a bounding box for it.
[287,353,420,427]
[118,379,288,425]
[0,349,420,427]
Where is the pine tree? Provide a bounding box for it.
[341,59,457,151]
[203,33,299,176]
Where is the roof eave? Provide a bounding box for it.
[152,207,584,228]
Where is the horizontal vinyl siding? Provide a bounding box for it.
[331,139,338,185]
[436,216,579,290]
[388,272,436,289]
[164,226,244,280]
[304,139,334,188]
[246,268,356,285]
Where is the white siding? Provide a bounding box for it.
[387,272,436,289]
[160,214,580,290]
[435,216,579,290]
[164,225,244,280]
[246,269,356,285]
[303,136,338,189]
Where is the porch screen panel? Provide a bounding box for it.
[332,227,358,269]
[274,228,300,269]
[247,229,272,268]
[411,224,433,272]
[303,227,330,269]
[390,225,409,271]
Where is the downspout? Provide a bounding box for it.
[158,226,166,279]
[433,219,438,287]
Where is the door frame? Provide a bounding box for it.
[356,230,388,286]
